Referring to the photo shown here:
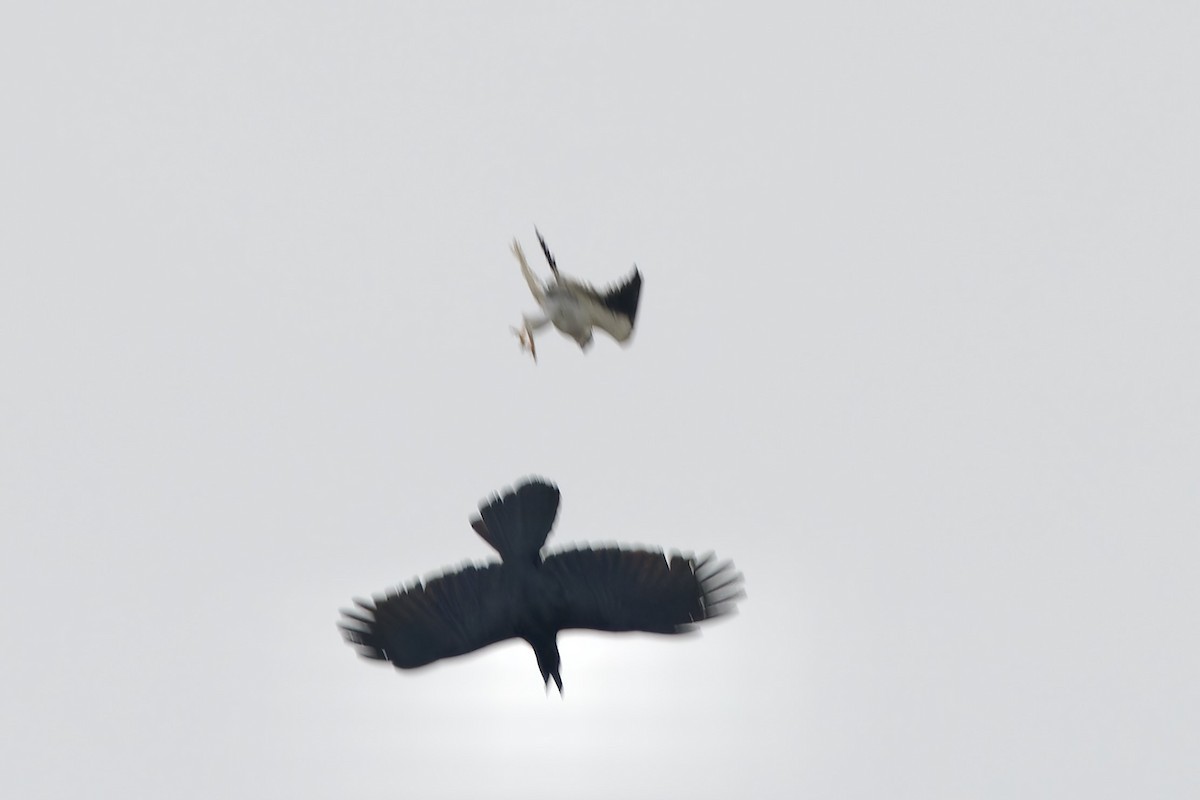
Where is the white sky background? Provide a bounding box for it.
[2,2,1197,797]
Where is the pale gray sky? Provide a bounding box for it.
[2,3,1197,798]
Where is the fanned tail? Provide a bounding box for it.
[469,477,561,563]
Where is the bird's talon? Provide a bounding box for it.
[510,326,537,362]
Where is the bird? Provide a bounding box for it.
[338,477,743,693]
[509,228,642,362]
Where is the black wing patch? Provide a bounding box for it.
[535,227,560,281]
[542,547,743,633]
[338,562,518,668]
[597,268,642,326]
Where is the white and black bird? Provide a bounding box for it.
[509,229,642,362]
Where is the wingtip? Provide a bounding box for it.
[338,606,390,661]
[534,227,559,277]
[693,553,745,621]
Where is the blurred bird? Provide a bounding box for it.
[509,229,642,362]
[338,477,743,693]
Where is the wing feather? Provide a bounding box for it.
[338,562,520,668]
[542,547,743,633]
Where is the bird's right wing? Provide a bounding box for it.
[542,547,743,634]
[339,562,520,668]
[569,268,642,343]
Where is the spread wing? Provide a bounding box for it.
[567,268,642,343]
[339,562,521,668]
[541,548,743,633]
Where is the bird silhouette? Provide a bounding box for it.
[338,477,743,692]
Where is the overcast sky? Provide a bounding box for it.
[3,3,1197,798]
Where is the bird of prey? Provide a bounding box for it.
[338,477,743,693]
[509,229,642,362]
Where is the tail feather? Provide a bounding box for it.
[470,478,561,562]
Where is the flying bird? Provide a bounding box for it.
[509,229,642,362]
[338,477,743,693]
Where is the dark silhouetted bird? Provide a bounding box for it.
[338,477,743,692]
[509,228,642,362]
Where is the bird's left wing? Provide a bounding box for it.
[542,547,743,633]
[339,562,520,669]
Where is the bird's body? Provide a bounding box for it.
[338,478,742,692]
[539,287,594,346]
[509,229,642,361]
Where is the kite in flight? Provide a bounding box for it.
[338,477,743,693]
[509,229,642,362]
